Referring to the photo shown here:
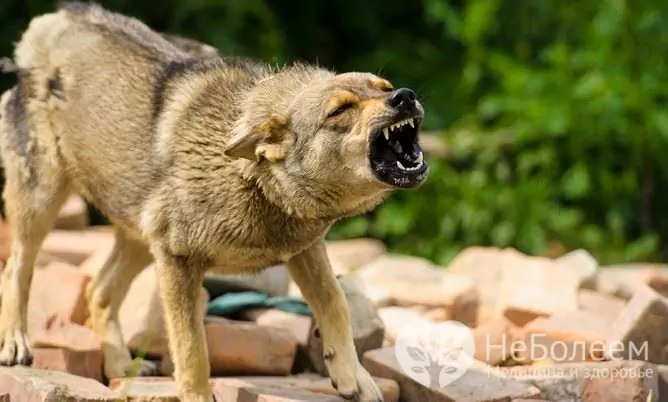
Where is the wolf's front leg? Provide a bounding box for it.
[286,238,383,402]
[153,248,212,402]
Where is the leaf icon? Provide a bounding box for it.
[407,346,428,363]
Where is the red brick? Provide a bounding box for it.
[498,360,658,402]
[108,377,178,401]
[32,347,103,383]
[0,366,116,401]
[577,289,626,324]
[54,195,89,230]
[205,317,297,376]
[496,253,580,327]
[212,377,344,401]
[605,284,668,364]
[240,308,312,345]
[516,310,611,363]
[27,262,90,335]
[32,315,100,350]
[40,229,114,266]
[473,317,518,365]
[598,264,668,300]
[362,347,540,402]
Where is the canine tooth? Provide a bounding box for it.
[417,152,424,164]
[408,118,415,128]
[383,128,389,140]
[397,161,406,170]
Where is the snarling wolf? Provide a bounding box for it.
[0,2,428,401]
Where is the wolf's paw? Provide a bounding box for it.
[330,361,383,402]
[0,326,33,366]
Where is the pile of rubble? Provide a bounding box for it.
[0,195,667,401]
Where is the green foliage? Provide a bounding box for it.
[1,0,667,265]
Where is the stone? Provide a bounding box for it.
[27,261,91,335]
[0,366,116,401]
[204,264,290,299]
[40,229,114,266]
[354,254,479,326]
[54,194,90,230]
[598,263,668,300]
[497,360,658,402]
[205,317,298,376]
[304,274,385,376]
[473,317,519,365]
[554,249,598,290]
[362,347,540,402]
[32,315,100,350]
[578,289,626,324]
[517,310,611,363]
[212,377,345,401]
[605,284,668,364]
[495,252,580,327]
[325,237,387,275]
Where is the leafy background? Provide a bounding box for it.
[1,0,667,266]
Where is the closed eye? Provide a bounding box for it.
[327,102,354,118]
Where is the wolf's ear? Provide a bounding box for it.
[224,114,292,162]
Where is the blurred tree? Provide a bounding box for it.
[1,0,668,266]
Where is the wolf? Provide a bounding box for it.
[0,2,428,401]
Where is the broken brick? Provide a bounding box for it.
[205,317,298,376]
[605,284,668,364]
[0,366,115,401]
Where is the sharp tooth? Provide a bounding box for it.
[408,118,415,128]
[417,152,423,164]
[383,128,389,140]
[396,161,405,170]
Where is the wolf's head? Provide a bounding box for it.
[224,64,428,219]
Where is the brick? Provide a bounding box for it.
[109,377,178,401]
[211,375,399,402]
[362,347,540,402]
[325,237,386,275]
[40,229,114,265]
[598,263,668,300]
[239,308,312,345]
[54,194,90,230]
[212,377,344,401]
[32,348,103,383]
[553,249,598,290]
[498,360,658,402]
[378,306,429,344]
[32,315,100,349]
[206,317,297,376]
[0,366,116,401]
[495,253,580,327]
[356,255,479,326]
[578,289,626,324]
[516,310,611,363]
[447,247,523,308]
[304,274,385,376]
[423,307,450,322]
[605,284,668,364]
[473,317,518,365]
[27,262,90,335]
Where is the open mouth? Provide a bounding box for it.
[369,115,428,188]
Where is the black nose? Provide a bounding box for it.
[387,88,416,111]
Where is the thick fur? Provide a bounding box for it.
[0,2,426,401]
